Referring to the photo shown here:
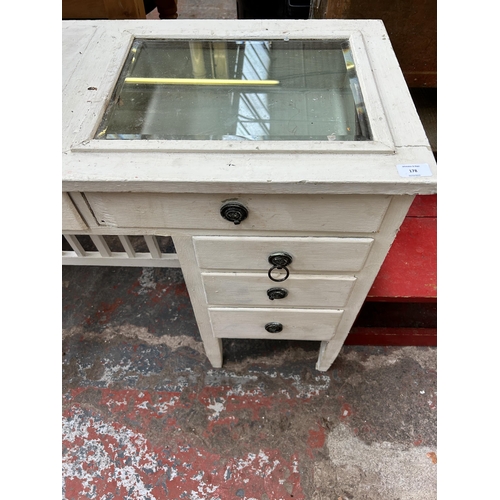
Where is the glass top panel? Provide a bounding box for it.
[96,39,372,141]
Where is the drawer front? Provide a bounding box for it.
[202,272,356,307]
[62,193,87,230]
[85,192,391,233]
[208,307,343,341]
[194,236,373,272]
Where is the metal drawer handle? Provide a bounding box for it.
[268,266,289,282]
[268,252,293,267]
[267,287,288,300]
[220,201,248,225]
[267,252,293,282]
[265,322,283,333]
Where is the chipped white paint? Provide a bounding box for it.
[206,367,331,400]
[138,268,157,292]
[205,369,258,386]
[234,451,281,478]
[63,408,160,499]
[98,360,133,385]
[207,400,226,420]
[280,389,291,399]
[236,453,257,471]
[226,386,264,398]
[280,372,331,399]
[156,396,181,413]
[106,398,128,410]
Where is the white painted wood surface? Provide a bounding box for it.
[62,193,87,231]
[90,235,112,257]
[193,236,373,272]
[118,235,136,258]
[62,20,437,196]
[62,20,437,371]
[85,192,391,233]
[62,251,181,267]
[64,234,86,257]
[62,234,180,267]
[315,195,415,370]
[208,307,343,341]
[172,234,224,367]
[201,272,356,308]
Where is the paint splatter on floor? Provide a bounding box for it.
[63,266,436,499]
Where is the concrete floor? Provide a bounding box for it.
[62,2,437,498]
[62,264,437,500]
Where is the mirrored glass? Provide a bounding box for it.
[96,39,371,141]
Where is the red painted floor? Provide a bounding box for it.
[62,265,437,499]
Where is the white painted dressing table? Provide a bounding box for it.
[62,19,436,371]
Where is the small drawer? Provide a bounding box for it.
[201,272,356,307]
[62,193,87,230]
[208,307,343,341]
[85,192,391,233]
[194,236,373,272]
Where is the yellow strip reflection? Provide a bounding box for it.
[124,77,280,86]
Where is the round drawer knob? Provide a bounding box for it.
[265,322,283,333]
[267,288,288,300]
[220,202,248,225]
[268,252,293,268]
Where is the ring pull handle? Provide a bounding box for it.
[268,266,290,282]
[267,252,292,282]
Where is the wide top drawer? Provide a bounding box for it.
[85,192,391,233]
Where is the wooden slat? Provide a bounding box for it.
[62,252,181,267]
[144,235,162,259]
[90,235,112,257]
[63,234,86,257]
[118,235,136,258]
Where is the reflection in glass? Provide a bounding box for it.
[96,39,372,141]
